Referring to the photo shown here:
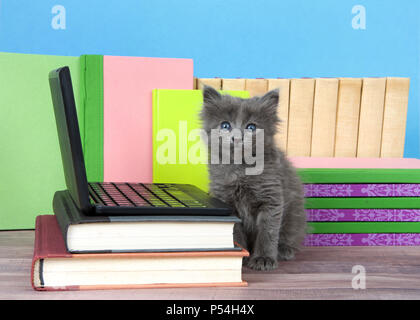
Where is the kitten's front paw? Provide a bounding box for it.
[242,256,250,267]
[247,256,278,271]
[278,245,296,261]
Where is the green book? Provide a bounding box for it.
[308,222,420,234]
[153,89,250,192]
[0,52,81,229]
[298,168,420,184]
[305,197,420,209]
[80,54,104,182]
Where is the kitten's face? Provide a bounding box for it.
[200,86,280,152]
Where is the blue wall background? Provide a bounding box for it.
[1,0,419,158]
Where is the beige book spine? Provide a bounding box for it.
[380,77,410,158]
[287,79,316,157]
[267,79,290,152]
[245,79,268,97]
[197,78,222,90]
[310,78,339,157]
[334,78,363,157]
[357,78,387,158]
[222,79,246,91]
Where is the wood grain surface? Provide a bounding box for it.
[1,230,420,300]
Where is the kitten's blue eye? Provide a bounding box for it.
[246,123,257,131]
[220,121,231,131]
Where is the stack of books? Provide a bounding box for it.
[293,158,420,246]
[31,191,248,291]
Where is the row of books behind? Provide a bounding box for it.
[195,77,410,159]
[32,191,248,291]
[1,52,412,231]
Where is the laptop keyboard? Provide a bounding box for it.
[88,183,207,208]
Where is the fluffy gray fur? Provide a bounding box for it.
[200,86,307,271]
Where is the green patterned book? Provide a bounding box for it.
[305,197,420,209]
[308,222,420,234]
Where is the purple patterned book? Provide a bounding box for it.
[304,234,420,246]
[306,209,420,222]
[304,184,420,198]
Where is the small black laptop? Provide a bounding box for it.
[49,66,231,216]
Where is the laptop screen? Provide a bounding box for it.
[49,67,90,212]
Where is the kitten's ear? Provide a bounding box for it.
[202,85,222,106]
[259,89,279,115]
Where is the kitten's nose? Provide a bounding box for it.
[231,136,243,144]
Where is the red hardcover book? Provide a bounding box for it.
[31,215,248,291]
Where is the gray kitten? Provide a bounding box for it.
[200,86,307,271]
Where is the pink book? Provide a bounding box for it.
[103,56,193,182]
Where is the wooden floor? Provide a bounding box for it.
[1,230,420,300]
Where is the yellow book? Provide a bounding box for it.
[153,89,249,192]
[245,79,268,97]
[197,78,222,90]
[357,78,386,158]
[334,78,363,157]
[222,78,246,90]
[311,78,339,157]
[267,79,290,152]
[287,79,316,157]
[380,77,410,158]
